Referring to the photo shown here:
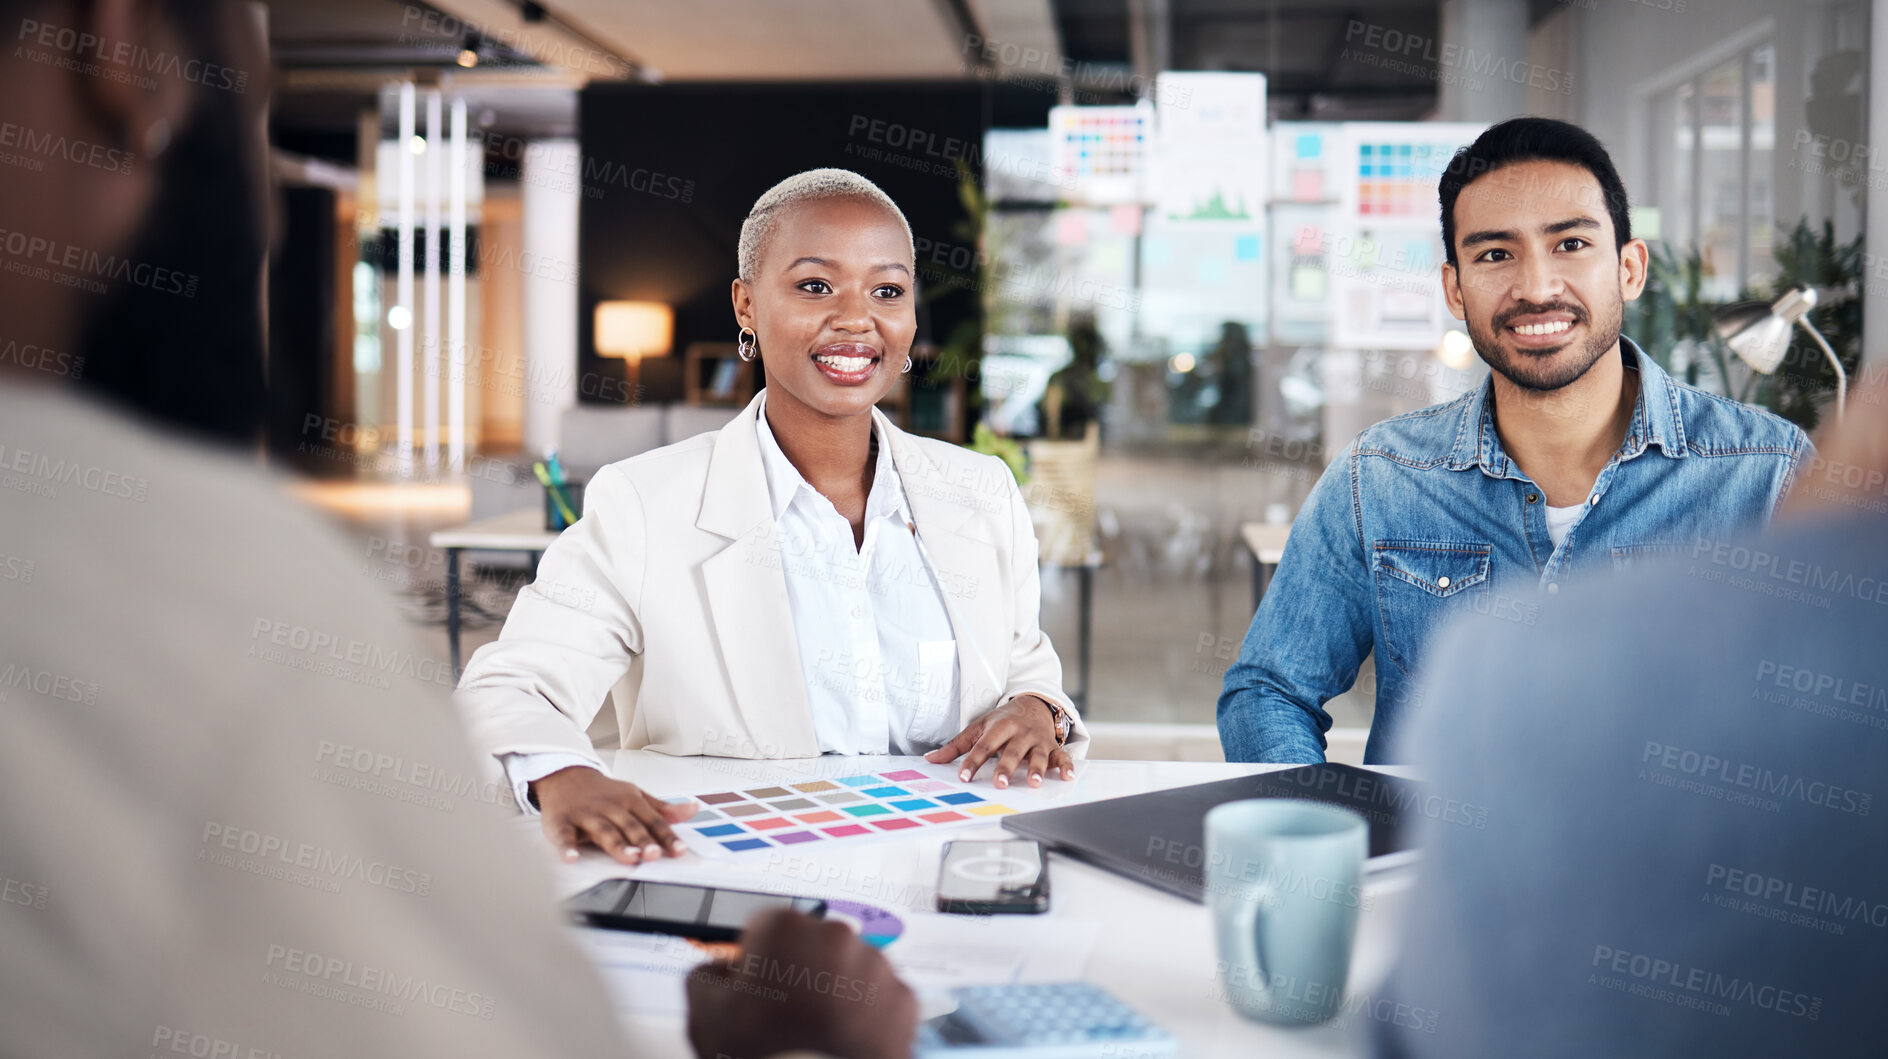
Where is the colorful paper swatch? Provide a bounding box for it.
[673,766,1021,856]
[823,899,905,948]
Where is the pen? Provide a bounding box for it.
[534,462,578,526]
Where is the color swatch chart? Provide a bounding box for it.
[1354,141,1446,216]
[1055,109,1146,178]
[678,766,1019,858]
[1050,105,1147,205]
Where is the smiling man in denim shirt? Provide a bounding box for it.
[1218,118,1813,765]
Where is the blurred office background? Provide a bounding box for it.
[255,0,1878,760]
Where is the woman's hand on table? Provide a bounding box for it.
[924,694,1074,789]
[530,766,696,865]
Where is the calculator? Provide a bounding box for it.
[914,982,1178,1058]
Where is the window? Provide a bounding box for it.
[1646,41,1777,300]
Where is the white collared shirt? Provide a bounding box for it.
[754,394,961,756]
[502,395,960,810]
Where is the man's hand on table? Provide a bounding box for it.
[687,909,919,1059]
[530,766,696,865]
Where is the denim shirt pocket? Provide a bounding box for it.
[1372,539,1493,675]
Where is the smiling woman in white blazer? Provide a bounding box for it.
[456,169,1085,865]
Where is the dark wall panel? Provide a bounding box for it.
[576,82,1001,404]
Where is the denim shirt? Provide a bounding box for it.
[1217,338,1813,764]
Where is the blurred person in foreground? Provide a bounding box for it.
[0,2,914,1057]
[1377,380,1888,1057]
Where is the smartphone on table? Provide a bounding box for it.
[564,878,826,942]
[936,839,1050,915]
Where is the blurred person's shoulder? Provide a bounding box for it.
[1408,510,1885,748]
[0,385,458,751]
[1380,512,1886,1057]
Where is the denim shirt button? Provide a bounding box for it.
[1526,492,1539,504]
[1589,493,1600,506]
[1437,576,1451,589]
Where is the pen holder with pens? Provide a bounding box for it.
[539,474,586,531]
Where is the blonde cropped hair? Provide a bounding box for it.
[736,168,915,284]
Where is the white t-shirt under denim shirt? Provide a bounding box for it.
[503,393,960,810]
[1545,502,1583,548]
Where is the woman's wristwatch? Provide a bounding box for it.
[1036,696,1073,747]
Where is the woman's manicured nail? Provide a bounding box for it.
[1030,772,1042,786]
[562,848,579,861]
[995,774,1008,789]
[960,769,971,782]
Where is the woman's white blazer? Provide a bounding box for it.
[455,391,1085,774]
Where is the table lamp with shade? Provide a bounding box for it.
[594,300,673,402]
[1712,285,1846,425]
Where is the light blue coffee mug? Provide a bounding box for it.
[1205,799,1368,1024]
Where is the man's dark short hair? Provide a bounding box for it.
[1437,117,1631,267]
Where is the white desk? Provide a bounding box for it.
[428,508,562,673]
[1238,521,1293,613]
[540,751,1412,1058]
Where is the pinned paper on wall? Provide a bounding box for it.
[1049,105,1148,206]
[1271,201,1335,336]
[1152,72,1267,223]
[1329,122,1482,349]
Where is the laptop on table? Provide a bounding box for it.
[1001,763,1428,902]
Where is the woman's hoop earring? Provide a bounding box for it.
[901,354,913,374]
[736,326,757,362]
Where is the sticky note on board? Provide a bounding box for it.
[1295,133,1320,159]
[1110,203,1142,235]
[1292,170,1323,201]
[1293,224,1324,255]
[1290,264,1327,301]
[1143,237,1171,267]
[1234,234,1261,261]
[1055,211,1089,246]
[1197,256,1228,285]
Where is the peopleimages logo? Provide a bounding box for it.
[1641,742,1872,816]
[1590,944,1822,1020]
[200,822,433,897]
[262,944,496,1019]
[1689,535,1888,607]
[1705,863,1888,931]
[0,226,198,296]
